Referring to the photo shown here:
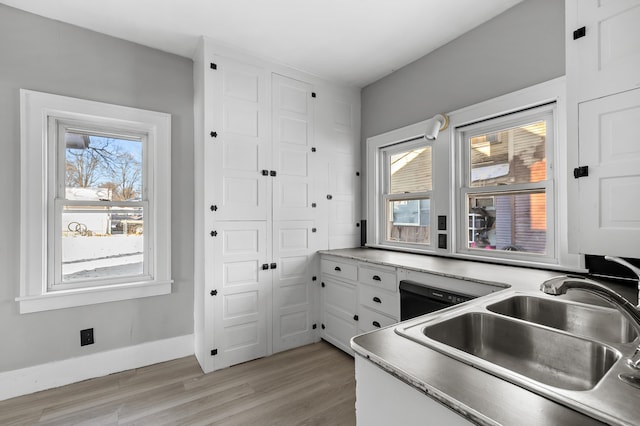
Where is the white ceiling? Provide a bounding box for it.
[1,0,522,87]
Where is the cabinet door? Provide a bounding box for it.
[272,74,317,221]
[211,221,270,369]
[272,220,317,353]
[323,92,361,249]
[321,276,357,354]
[210,56,270,220]
[577,88,640,256]
[570,0,640,101]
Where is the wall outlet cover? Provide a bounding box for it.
[80,328,94,346]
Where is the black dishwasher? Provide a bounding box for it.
[399,280,475,321]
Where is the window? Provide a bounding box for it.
[19,90,172,313]
[366,122,437,251]
[383,142,432,245]
[457,105,555,260]
[366,78,580,269]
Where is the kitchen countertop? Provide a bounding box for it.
[320,247,638,425]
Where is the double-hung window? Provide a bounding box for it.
[367,122,436,251]
[457,104,556,261]
[366,78,576,268]
[382,140,433,246]
[19,90,172,313]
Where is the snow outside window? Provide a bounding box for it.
[18,90,172,313]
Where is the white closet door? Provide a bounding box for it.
[326,95,361,249]
[272,74,317,221]
[272,220,317,352]
[573,0,640,101]
[210,56,270,220]
[578,88,640,256]
[212,221,270,369]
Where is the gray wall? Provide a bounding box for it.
[361,0,565,141]
[0,5,194,372]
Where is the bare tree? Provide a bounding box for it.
[110,151,142,201]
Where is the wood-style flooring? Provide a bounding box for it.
[0,341,356,426]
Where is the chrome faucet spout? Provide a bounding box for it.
[541,275,640,369]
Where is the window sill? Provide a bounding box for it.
[16,280,172,314]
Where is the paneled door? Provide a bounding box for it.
[272,74,317,221]
[572,0,640,101]
[272,221,317,353]
[210,56,270,221]
[211,221,270,369]
[577,88,640,257]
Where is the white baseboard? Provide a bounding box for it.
[0,334,194,402]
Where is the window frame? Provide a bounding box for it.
[455,104,557,262]
[366,120,438,253]
[366,77,582,270]
[19,89,172,313]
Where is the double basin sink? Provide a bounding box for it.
[395,291,640,425]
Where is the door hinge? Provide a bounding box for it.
[312,228,317,233]
[321,282,325,288]
[210,230,218,237]
[210,289,218,296]
[210,205,217,212]
[312,276,317,281]
[311,92,317,98]
[210,62,217,70]
[210,131,218,138]
[211,349,218,356]
[573,26,586,40]
[573,166,589,179]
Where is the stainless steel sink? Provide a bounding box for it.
[394,290,640,425]
[423,312,620,391]
[486,294,637,344]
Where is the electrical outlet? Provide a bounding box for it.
[80,328,94,346]
[437,215,447,231]
[438,233,447,249]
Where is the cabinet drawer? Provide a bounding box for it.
[359,285,398,318]
[359,264,397,292]
[358,306,397,333]
[321,258,358,281]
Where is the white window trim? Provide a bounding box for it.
[18,89,172,313]
[366,122,438,253]
[455,103,557,263]
[366,77,583,271]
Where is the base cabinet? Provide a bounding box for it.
[355,356,473,426]
[320,255,399,354]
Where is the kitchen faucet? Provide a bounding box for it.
[540,275,640,371]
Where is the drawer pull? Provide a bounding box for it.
[373,296,382,304]
[372,275,381,281]
[334,266,342,272]
[372,321,381,328]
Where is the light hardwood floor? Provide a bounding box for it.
[0,341,356,426]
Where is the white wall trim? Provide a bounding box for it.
[0,334,194,402]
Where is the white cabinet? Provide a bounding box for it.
[357,263,398,334]
[566,0,640,257]
[320,255,399,353]
[321,276,358,355]
[194,41,360,373]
